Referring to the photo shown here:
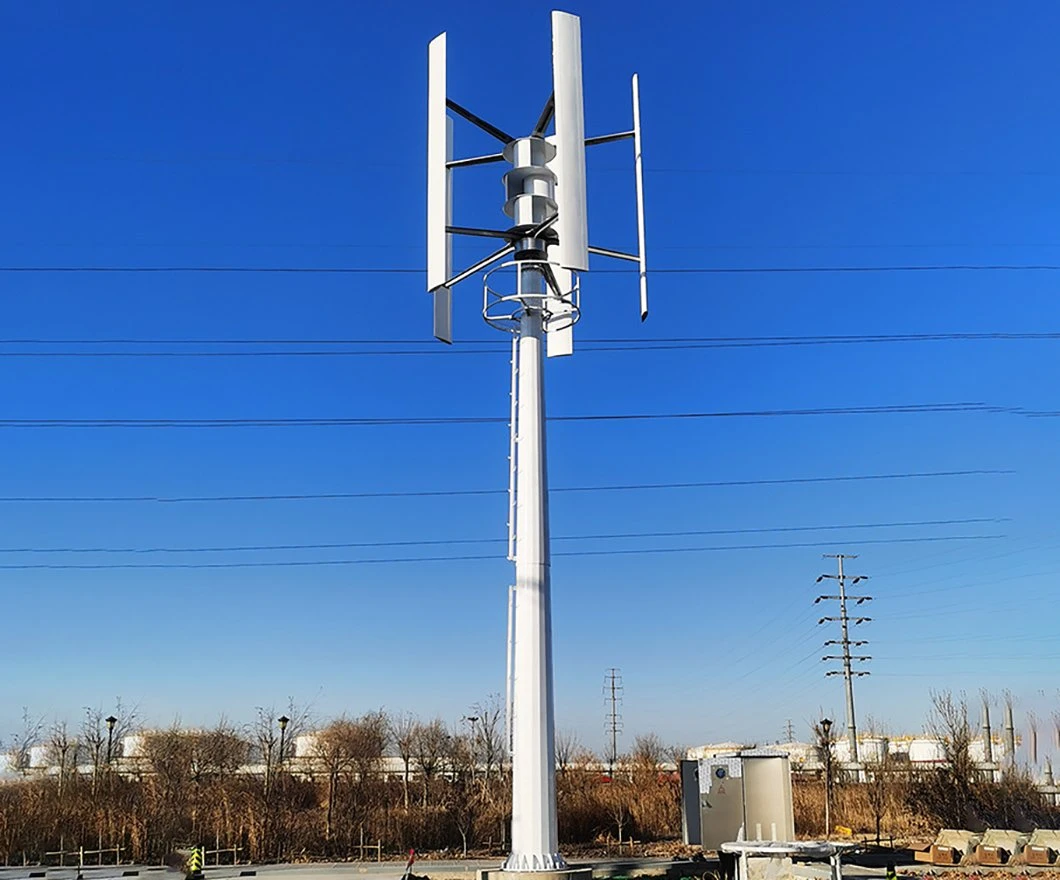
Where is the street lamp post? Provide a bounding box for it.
[278,715,290,766]
[105,716,117,765]
[820,718,833,839]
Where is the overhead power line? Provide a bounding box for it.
[0,469,1010,503]
[2,332,1059,358]
[0,404,1008,429]
[0,533,1005,570]
[15,152,1060,176]
[0,517,1003,555]
[3,332,1060,345]
[4,264,1060,274]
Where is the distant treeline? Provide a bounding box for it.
[4,691,1058,864]
[0,704,682,864]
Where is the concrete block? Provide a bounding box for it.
[1025,846,1055,866]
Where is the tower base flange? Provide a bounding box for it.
[479,870,593,880]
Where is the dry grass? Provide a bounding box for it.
[794,777,937,840]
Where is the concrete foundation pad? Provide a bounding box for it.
[477,869,593,880]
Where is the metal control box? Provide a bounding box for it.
[680,751,795,850]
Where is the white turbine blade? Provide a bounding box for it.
[549,11,588,272]
[433,285,452,344]
[428,33,453,342]
[434,118,454,342]
[632,73,648,321]
[545,266,574,358]
[427,33,452,293]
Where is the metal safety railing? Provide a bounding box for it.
[44,845,124,867]
[353,840,383,862]
[202,846,242,866]
[602,836,640,855]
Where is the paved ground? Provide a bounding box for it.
[6,859,1057,880]
[0,858,684,880]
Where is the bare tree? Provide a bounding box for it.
[555,728,581,776]
[412,718,451,808]
[862,719,893,845]
[348,710,388,783]
[314,717,357,849]
[253,700,310,797]
[82,699,137,791]
[599,763,634,845]
[665,743,688,770]
[924,689,976,827]
[8,709,45,775]
[390,712,417,809]
[631,734,665,772]
[470,694,506,780]
[47,720,79,800]
[446,773,485,856]
[142,724,194,842]
[193,718,251,780]
[250,700,310,862]
[812,718,837,836]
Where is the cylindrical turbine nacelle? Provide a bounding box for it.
[503,137,557,259]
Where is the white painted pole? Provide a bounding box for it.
[506,584,516,756]
[503,299,565,872]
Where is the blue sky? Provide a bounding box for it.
[2,0,1059,759]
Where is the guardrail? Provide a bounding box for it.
[354,842,383,862]
[44,846,124,867]
[202,847,242,866]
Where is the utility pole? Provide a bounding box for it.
[783,719,796,744]
[604,668,623,778]
[816,554,872,767]
[982,694,995,782]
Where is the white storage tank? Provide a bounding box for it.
[908,738,945,763]
[860,736,889,764]
[28,744,50,769]
[294,733,319,758]
[121,733,145,759]
[969,738,998,763]
[774,741,816,767]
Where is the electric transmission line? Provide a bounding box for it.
[604,668,623,778]
[3,331,1060,357]
[5,263,1060,274]
[0,517,1000,554]
[816,554,873,765]
[0,533,1005,571]
[0,403,1009,430]
[0,468,1010,503]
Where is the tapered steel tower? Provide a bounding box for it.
[426,12,647,872]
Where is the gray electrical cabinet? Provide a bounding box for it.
[680,751,794,850]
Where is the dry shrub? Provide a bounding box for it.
[555,737,681,846]
[793,776,933,839]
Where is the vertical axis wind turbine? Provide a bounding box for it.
[427,11,647,874]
